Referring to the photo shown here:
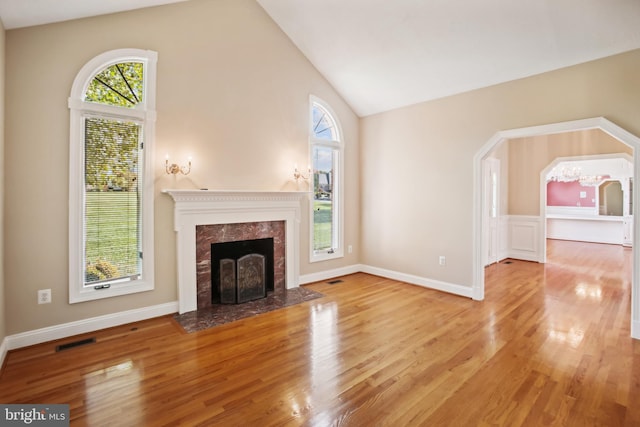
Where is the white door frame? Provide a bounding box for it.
[473,117,640,340]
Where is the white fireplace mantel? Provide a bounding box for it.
[163,189,309,313]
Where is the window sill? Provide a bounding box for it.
[310,249,344,263]
[69,279,154,303]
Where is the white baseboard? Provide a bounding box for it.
[360,265,473,298]
[299,264,362,285]
[0,336,8,370]
[506,250,541,263]
[6,301,178,351]
[299,263,471,298]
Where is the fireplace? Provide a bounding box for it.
[211,238,275,304]
[163,190,307,314]
[196,221,284,310]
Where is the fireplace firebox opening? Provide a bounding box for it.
[211,238,274,304]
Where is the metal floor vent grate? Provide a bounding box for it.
[503,261,513,264]
[327,279,344,285]
[55,337,96,352]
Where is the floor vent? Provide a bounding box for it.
[503,261,513,264]
[56,337,96,352]
[327,279,343,285]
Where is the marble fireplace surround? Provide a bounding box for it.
[163,190,308,314]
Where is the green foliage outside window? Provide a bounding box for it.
[85,62,143,108]
[84,118,140,191]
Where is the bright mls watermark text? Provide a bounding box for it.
[1,404,69,426]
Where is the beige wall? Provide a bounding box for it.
[4,0,359,334]
[360,49,640,288]
[506,129,631,215]
[0,20,5,345]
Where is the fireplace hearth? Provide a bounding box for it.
[212,238,274,304]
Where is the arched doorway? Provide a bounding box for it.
[473,117,640,339]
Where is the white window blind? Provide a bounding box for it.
[84,117,142,286]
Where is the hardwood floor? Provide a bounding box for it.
[1,239,639,426]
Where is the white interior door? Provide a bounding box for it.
[483,158,500,266]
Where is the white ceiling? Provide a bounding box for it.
[0,0,188,29]
[2,0,640,116]
[258,0,640,116]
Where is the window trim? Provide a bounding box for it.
[309,96,344,263]
[68,49,157,303]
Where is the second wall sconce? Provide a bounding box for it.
[294,164,310,181]
[165,155,192,175]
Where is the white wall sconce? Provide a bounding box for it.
[165,155,192,175]
[293,164,310,181]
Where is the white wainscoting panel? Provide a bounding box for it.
[547,216,624,245]
[507,216,543,262]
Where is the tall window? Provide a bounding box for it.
[69,49,157,303]
[310,97,343,261]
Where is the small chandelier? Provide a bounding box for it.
[548,165,581,183]
[578,175,603,187]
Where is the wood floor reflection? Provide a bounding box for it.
[1,239,639,426]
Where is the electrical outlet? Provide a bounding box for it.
[348,245,353,254]
[38,289,52,304]
[439,256,446,266]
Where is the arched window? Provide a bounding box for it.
[68,49,157,303]
[310,96,343,261]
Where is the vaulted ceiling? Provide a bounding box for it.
[2,0,639,116]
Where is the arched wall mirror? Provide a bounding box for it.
[598,180,624,216]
